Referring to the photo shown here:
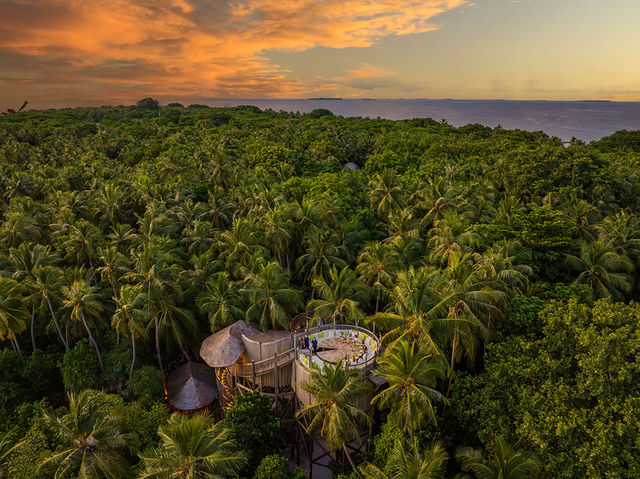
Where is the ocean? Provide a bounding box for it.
[203,98,640,143]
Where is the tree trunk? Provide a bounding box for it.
[11,337,24,360]
[129,333,136,379]
[30,306,37,351]
[375,294,379,314]
[80,311,104,371]
[342,445,361,477]
[154,317,164,373]
[46,295,69,350]
[446,337,457,398]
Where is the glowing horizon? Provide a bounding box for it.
[0,0,638,110]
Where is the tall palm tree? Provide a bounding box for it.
[428,211,475,266]
[361,440,448,479]
[356,242,401,313]
[455,437,541,479]
[297,362,373,473]
[308,266,366,325]
[0,278,28,359]
[41,391,138,479]
[296,227,347,286]
[30,266,68,350]
[564,237,634,300]
[262,205,293,268]
[112,286,149,378]
[9,243,57,350]
[241,260,303,330]
[372,340,447,436]
[367,266,474,355]
[0,211,43,248]
[197,272,244,332]
[369,171,405,219]
[58,220,102,271]
[97,245,130,300]
[139,413,247,479]
[62,279,105,371]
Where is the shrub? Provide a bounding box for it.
[58,340,100,394]
[253,454,305,479]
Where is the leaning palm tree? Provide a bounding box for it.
[372,340,448,436]
[41,391,138,479]
[139,413,247,479]
[112,286,149,378]
[564,237,634,300]
[296,362,373,473]
[241,260,303,330]
[361,440,448,479]
[0,278,28,359]
[62,279,104,371]
[455,437,541,479]
[30,266,69,350]
[308,266,367,325]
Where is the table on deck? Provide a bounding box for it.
[316,337,362,364]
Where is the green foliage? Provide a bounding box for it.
[136,98,160,110]
[224,393,281,469]
[125,365,164,405]
[58,339,101,394]
[464,300,640,478]
[253,454,305,479]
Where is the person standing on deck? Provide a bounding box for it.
[311,336,318,355]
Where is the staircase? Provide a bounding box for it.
[216,367,237,408]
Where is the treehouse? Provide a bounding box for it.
[199,320,296,408]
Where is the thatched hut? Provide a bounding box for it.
[166,361,218,412]
[199,320,296,407]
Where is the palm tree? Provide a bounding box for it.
[262,205,293,268]
[361,440,448,479]
[297,362,373,473]
[9,243,57,350]
[308,266,366,325]
[197,272,244,331]
[97,245,130,300]
[62,279,104,371]
[296,227,347,286]
[241,260,303,330]
[367,266,474,355]
[369,171,405,219]
[139,413,247,479]
[356,242,401,313]
[58,220,102,271]
[564,238,634,300]
[41,391,138,479]
[0,211,43,248]
[0,278,28,359]
[455,437,541,479]
[428,211,475,266]
[0,431,23,478]
[112,286,149,378]
[30,266,68,350]
[372,341,447,436]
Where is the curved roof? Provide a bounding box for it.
[167,361,217,411]
[343,162,360,170]
[200,320,258,368]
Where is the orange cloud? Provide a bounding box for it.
[0,0,467,107]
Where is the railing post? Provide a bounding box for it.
[251,361,256,390]
[274,352,279,414]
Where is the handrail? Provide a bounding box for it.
[293,323,380,373]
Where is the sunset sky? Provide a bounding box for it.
[1,0,639,109]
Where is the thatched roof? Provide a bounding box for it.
[200,320,258,368]
[343,162,360,170]
[166,361,217,411]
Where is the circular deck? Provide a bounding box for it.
[295,324,379,372]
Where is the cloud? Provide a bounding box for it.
[0,0,467,107]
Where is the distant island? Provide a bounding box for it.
[308,97,343,100]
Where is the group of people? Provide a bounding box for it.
[299,329,369,366]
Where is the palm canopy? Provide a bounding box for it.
[0,277,28,342]
[455,437,541,479]
[356,242,401,313]
[361,440,449,479]
[308,266,367,325]
[196,272,244,332]
[372,340,448,433]
[139,412,247,479]
[41,390,138,479]
[564,237,634,300]
[297,362,373,453]
[366,266,478,355]
[241,260,303,330]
